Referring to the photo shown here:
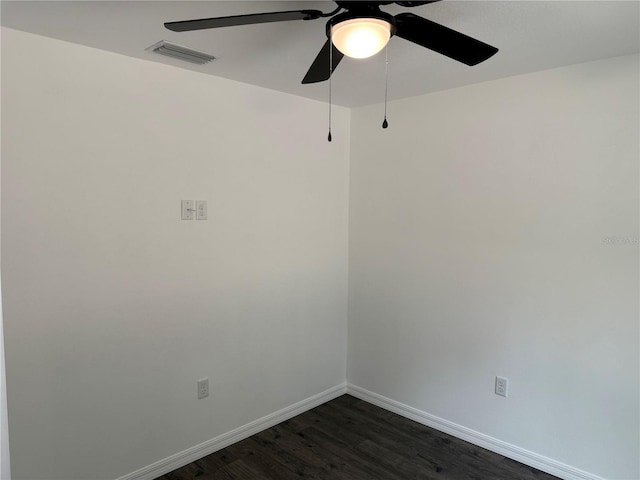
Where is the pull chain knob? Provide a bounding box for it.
[382,45,389,130]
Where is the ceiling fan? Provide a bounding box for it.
[164,1,499,84]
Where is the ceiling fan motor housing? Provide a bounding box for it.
[326,8,397,39]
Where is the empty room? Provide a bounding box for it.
[0,1,638,480]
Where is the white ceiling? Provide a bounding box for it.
[1,1,638,107]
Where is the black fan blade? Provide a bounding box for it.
[395,1,441,6]
[165,10,323,32]
[302,39,345,84]
[394,12,498,66]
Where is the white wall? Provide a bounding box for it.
[0,36,11,478]
[1,28,349,480]
[348,54,639,480]
[1,186,9,480]
[0,276,9,480]
[3,25,638,480]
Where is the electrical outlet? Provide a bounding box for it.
[196,200,207,220]
[197,378,209,399]
[495,376,508,397]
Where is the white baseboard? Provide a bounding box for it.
[116,383,347,480]
[117,381,605,480]
[347,383,605,480]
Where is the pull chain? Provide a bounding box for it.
[328,33,333,142]
[382,44,389,129]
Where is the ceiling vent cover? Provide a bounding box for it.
[147,41,215,65]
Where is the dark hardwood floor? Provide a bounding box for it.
[156,394,559,480]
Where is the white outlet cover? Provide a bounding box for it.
[196,200,207,220]
[197,378,209,399]
[495,376,508,397]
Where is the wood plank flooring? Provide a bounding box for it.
[156,394,559,480]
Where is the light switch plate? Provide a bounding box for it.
[181,200,194,220]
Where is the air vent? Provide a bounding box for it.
[146,41,215,65]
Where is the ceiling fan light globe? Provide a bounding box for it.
[331,18,391,59]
